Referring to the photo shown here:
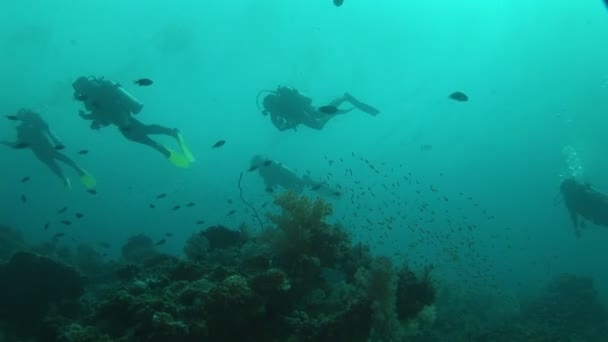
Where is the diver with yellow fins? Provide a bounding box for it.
[1,109,96,189]
[72,76,194,168]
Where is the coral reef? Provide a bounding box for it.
[0,252,87,337]
[0,224,25,261]
[121,234,159,263]
[0,192,436,341]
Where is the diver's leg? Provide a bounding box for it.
[121,128,190,168]
[302,116,327,130]
[36,153,70,188]
[123,131,171,157]
[55,152,97,188]
[323,96,355,115]
[343,93,380,116]
[141,124,178,137]
[328,96,347,108]
[142,124,195,162]
[54,153,85,175]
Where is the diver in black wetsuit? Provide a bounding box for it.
[560,178,608,237]
[1,109,96,189]
[250,155,341,198]
[259,86,380,131]
[72,76,194,168]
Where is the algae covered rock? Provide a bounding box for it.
[183,231,210,262]
[0,252,87,334]
[0,224,25,261]
[121,234,158,264]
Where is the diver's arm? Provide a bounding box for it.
[271,113,297,131]
[79,110,105,130]
[0,141,28,149]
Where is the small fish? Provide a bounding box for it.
[265,187,274,193]
[149,204,156,209]
[155,239,166,246]
[4,115,19,121]
[44,222,50,230]
[227,199,233,204]
[196,220,206,225]
[134,78,153,86]
[57,207,68,214]
[212,140,226,148]
[247,165,258,172]
[55,144,66,151]
[311,184,322,191]
[318,105,339,114]
[172,205,181,211]
[420,144,433,151]
[87,189,97,195]
[448,91,468,102]
[78,150,89,155]
[186,202,195,207]
[263,160,272,166]
[227,210,236,216]
[333,0,344,6]
[60,220,72,226]
[165,232,174,237]
[156,193,167,199]
[75,213,84,219]
[21,194,27,203]
[13,142,29,149]
[53,233,65,239]
[21,176,30,183]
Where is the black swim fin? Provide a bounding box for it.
[344,93,380,116]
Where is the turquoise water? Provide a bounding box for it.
[1,0,608,337]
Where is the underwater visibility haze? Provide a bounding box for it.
[1,0,608,341]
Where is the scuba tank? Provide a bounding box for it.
[111,81,144,114]
[78,76,144,115]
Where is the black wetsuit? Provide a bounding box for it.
[265,87,354,131]
[10,111,86,185]
[76,78,177,158]
[561,178,608,236]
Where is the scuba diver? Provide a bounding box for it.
[1,109,96,189]
[560,178,608,237]
[249,155,341,198]
[258,86,380,131]
[72,76,194,168]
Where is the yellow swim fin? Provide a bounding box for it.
[80,173,97,189]
[176,133,195,162]
[167,148,190,168]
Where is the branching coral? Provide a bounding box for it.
[395,265,436,322]
[267,191,351,268]
[355,256,404,342]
